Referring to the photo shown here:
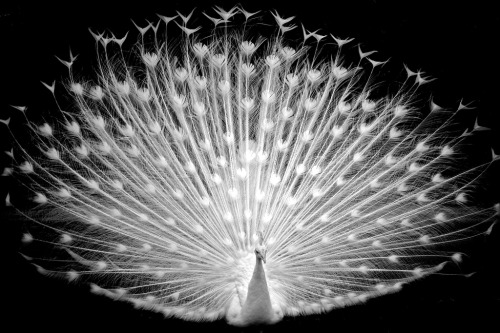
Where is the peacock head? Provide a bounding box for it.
[255,232,267,263]
[255,245,267,264]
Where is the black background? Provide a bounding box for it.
[1,1,498,332]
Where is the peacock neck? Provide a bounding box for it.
[240,254,275,325]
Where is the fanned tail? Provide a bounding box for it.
[3,6,498,323]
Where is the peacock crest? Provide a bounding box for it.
[2,5,498,327]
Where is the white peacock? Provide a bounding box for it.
[3,6,497,327]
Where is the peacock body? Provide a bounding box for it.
[3,6,498,327]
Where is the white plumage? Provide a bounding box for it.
[3,6,498,327]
